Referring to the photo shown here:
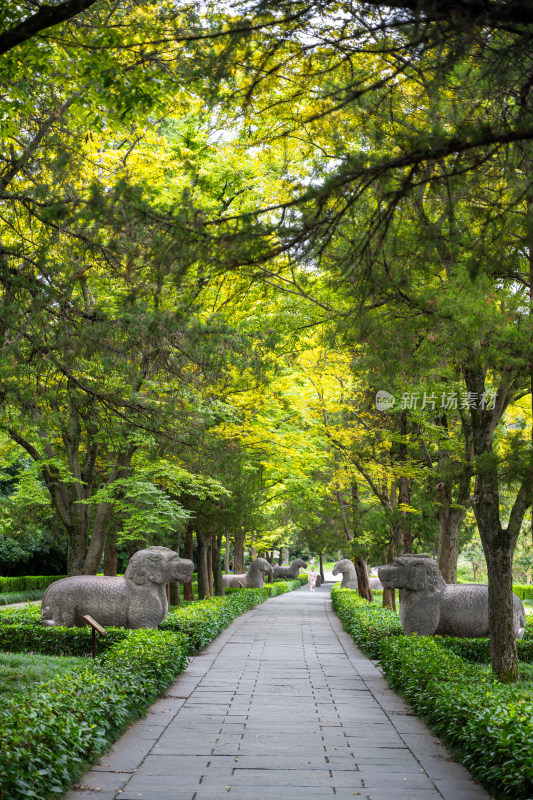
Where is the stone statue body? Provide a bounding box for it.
[378,553,526,639]
[272,558,307,580]
[369,577,383,591]
[41,546,194,629]
[332,558,358,590]
[222,557,274,588]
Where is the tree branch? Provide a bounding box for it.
[0,0,101,56]
[359,0,533,30]
[507,477,532,541]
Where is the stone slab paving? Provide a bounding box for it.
[63,585,492,800]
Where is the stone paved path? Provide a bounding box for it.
[64,585,492,800]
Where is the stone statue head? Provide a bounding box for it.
[125,546,194,586]
[332,558,354,576]
[378,554,446,593]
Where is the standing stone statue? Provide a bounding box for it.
[332,559,358,590]
[378,553,526,639]
[272,558,307,580]
[41,546,194,629]
[222,557,274,588]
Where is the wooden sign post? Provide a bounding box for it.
[82,614,106,658]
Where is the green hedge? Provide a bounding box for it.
[0,590,45,606]
[160,588,278,652]
[436,626,533,664]
[330,584,533,799]
[0,576,65,593]
[330,584,403,658]
[513,584,533,602]
[380,636,533,800]
[0,580,302,799]
[330,584,533,663]
[0,629,189,800]
[269,579,302,593]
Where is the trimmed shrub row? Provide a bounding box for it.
[330,584,533,800]
[380,636,533,800]
[513,584,533,602]
[330,583,403,658]
[0,580,303,799]
[331,584,533,663]
[0,572,307,598]
[0,629,189,800]
[0,575,65,593]
[0,590,45,606]
[437,627,533,664]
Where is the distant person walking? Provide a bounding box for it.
[308,567,317,592]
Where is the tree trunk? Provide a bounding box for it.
[398,474,413,553]
[196,531,211,600]
[464,360,530,682]
[382,588,396,611]
[82,500,115,574]
[224,533,230,573]
[484,540,520,682]
[183,523,195,602]
[233,531,245,574]
[319,551,325,583]
[213,533,225,596]
[382,546,397,610]
[103,531,117,576]
[436,434,472,583]
[66,525,88,575]
[81,447,134,574]
[168,532,182,606]
[207,534,213,596]
[438,503,466,584]
[354,556,373,602]
[168,581,181,606]
[398,412,413,552]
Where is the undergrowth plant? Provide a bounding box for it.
[330,584,533,800]
[0,579,302,799]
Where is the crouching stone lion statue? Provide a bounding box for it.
[41,546,194,629]
[378,553,526,639]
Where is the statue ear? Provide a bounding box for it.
[145,557,165,583]
[425,564,443,592]
[131,568,147,586]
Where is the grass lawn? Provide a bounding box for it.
[0,651,88,699]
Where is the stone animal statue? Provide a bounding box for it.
[378,553,526,639]
[332,558,358,590]
[222,557,274,589]
[369,577,383,590]
[272,558,307,580]
[41,546,194,629]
